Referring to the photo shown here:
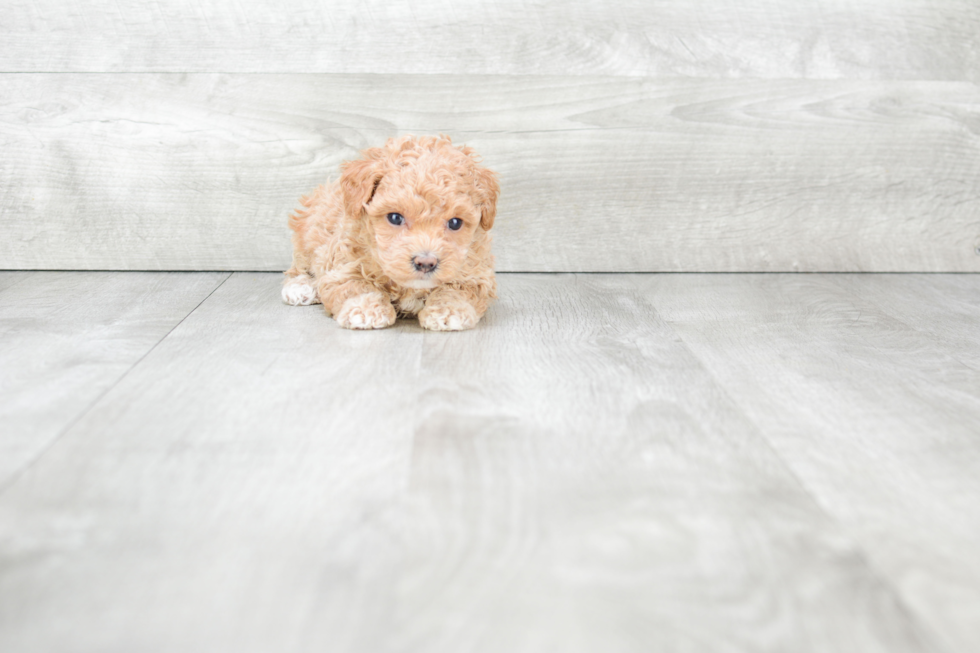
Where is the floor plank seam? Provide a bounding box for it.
[655,310,959,653]
[0,271,233,498]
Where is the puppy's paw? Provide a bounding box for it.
[336,292,397,330]
[419,303,479,331]
[282,278,320,306]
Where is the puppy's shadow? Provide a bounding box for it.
[394,316,428,333]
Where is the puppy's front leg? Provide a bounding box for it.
[418,285,485,331]
[320,279,396,330]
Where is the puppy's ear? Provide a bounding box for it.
[473,166,500,231]
[340,147,385,218]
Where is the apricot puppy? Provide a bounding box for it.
[282,135,499,330]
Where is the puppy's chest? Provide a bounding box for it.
[393,290,428,316]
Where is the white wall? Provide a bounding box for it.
[2,1,979,271]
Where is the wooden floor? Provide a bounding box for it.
[1,271,978,653]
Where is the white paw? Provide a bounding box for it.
[418,303,478,331]
[336,293,397,330]
[282,280,320,306]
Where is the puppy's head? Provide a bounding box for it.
[339,135,498,289]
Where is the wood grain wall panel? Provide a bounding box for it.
[3,1,979,80]
[2,74,979,272]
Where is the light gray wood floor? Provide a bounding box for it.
[1,271,978,653]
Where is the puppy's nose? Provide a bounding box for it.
[412,254,439,273]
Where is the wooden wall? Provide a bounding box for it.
[2,1,979,271]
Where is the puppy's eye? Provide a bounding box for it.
[387,213,405,226]
[447,217,463,231]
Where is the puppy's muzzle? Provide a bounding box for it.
[412,254,439,274]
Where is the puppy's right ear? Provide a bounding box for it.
[340,147,385,218]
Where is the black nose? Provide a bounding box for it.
[412,255,439,273]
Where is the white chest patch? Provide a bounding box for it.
[397,295,426,315]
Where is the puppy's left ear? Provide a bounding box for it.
[340,147,385,218]
[473,166,500,231]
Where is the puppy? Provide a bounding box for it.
[282,135,499,331]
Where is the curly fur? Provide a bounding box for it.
[282,135,499,330]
